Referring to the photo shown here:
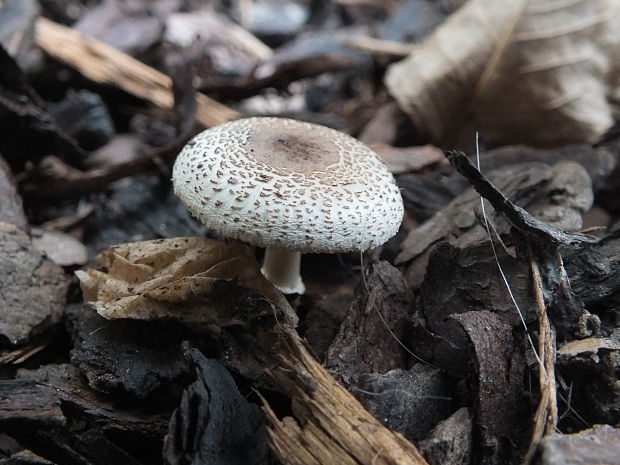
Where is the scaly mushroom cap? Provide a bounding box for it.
[172,117,403,253]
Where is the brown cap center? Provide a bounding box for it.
[246,125,339,172]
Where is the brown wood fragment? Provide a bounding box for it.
[34,18,240,128]
[523,244,558,465]
[339,35,417,57]
[262,330,429,465]
[325,261,414,386]
[450,310,525,463]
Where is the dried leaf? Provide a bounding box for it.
[76,237,297,327]
[386,0,620,148]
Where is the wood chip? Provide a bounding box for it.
[34,18,240,128]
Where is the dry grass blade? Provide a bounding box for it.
[34,18,240,128]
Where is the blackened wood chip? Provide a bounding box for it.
[418,407,473,465]
[0,45,85,169]
[66,304,197,399]
[416,241,535,374]
[451,311,526,465]
[163,349,270,465]
[446,151,596,248]
[0,379,141,465]
[354,364,453,442]
[325,261,414,386]
[0,379,64,429]
[11,363,171,465]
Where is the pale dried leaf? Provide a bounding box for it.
[386,0,620,148]
[76,237,297,327]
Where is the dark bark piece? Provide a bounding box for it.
[418,407,472,465]
[561,233,620,307]
[445,151,596,248]
[205,27,368,98]
[47,90,115,151]
[451,144,616,192]
[17,363,171,440]
[0,155,27,231]
[539,425,620,465]
[0,222,68,346]
[299,291,350,361]
[164,10,266,83]
[525,161,593,232]
[0,380,64,429]
[163,349,270,465]
[415,241,536,374]
[397,174,456,225]
[8,364,174,465]
[0,45,85,169]
[74,0,167,55]
[66,304,196,399]
[354,364,453,442]
[11,426,144,465]
[82,175,205,252]
[451,311,526,465]
[397,162,553,266]
[71,429,143,465]
[14,363,171,464]
[325,261,414,386]
[556,341,620,426]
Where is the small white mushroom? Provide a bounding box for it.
[172,117,404,294]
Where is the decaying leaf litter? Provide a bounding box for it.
[1,0,620,464]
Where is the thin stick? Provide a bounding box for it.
[522,242,558,465]
[34,18,240,128]
[475,134,543,367]
[340,35,416,57]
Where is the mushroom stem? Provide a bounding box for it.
[261,247,305,295]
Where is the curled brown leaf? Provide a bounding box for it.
[76,237,297,327]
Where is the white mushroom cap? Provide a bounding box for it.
[172,117,403,253]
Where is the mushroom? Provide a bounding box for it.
[172,117,403,294]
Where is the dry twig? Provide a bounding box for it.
[263,330,430,465]
[523,243,558,465]
[34,18,240,128]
